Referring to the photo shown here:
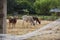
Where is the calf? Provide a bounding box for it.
[9,16,17,28]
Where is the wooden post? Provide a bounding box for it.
[0,0,3,33]
[3,0,7,34]
[0,0,7,34]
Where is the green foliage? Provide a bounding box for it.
[7,0,60,15]
[7,0,17,14]
[51,13,57,16]
[7,14,59,21]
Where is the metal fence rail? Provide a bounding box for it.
[0,31,53,40]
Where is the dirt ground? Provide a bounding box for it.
[26,33,60,40]
[6,19,60,40]
[26,26,60,40]
[6,19,52,35]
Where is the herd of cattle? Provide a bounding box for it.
[8,15,41,28]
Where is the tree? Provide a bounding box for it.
[7,0,17,14]
[7,0,60,15]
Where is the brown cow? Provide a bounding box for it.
[8,16,18,28]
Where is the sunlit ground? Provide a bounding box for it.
[6,19,52,35]
[26,26,60,40]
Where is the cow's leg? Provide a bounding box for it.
[27,21,31,28]
[12,23,16,28]
[32,21,35,26]
[9,23,10,27]
[9,23,11,28]
[36,19,41,24]
[30,20,35,27]
[35,21,37,24]
[29,22,31,28]
[22,20,25,27]
[12,23,13,28]
[13,23,15,28]
[38,20,41,24]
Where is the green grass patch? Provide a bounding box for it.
[7,14,60,21]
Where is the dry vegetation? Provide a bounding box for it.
[26,27,60,40]
[6,19,60,40]
[26,33,60,40]
[6,19,52,35]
